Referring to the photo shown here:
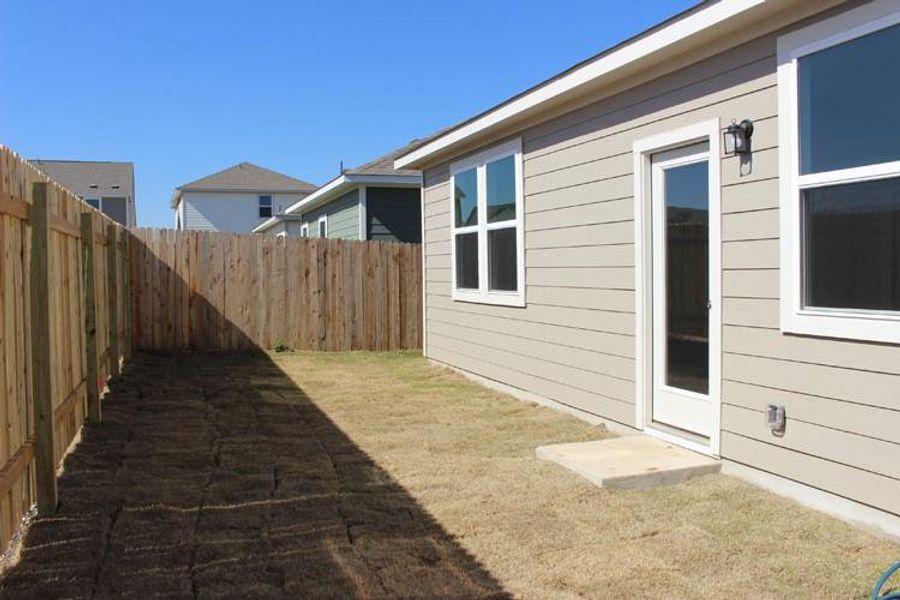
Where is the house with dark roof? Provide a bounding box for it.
[29,159,136,227]
[253,142,422,242]
[172,162,317,233]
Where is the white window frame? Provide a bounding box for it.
[258,194,273,219]
[318,214,328,238]
[449,138,525,307]
[778,0,900,344]
[300,222,309,238]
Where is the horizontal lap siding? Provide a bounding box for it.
[183,197,215,231]
[303,189,360,239]
[423,9,900,519]
[423,34,778,427]
[713,14,900,516]
[367,187,422,243]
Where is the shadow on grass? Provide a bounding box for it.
[1,351,510,599]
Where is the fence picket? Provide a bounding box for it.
[126,230,421,352]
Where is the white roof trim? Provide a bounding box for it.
[253,216,280,233]
[395,0,766,169]
[252,214,305,233]
[282,172,421,216]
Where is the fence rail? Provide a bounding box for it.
[129,229,422,352]
[0,146,129,549]
[0,144,422,557]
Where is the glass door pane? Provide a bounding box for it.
[664,160,709,394]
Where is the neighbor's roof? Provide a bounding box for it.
[29,159,134,199]
[177,162,317,193]
[396,0,800,169]
[257,141,429,232]
[172,162,317,207]
[343,138,429,177]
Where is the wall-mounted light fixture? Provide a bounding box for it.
[723,119,754,155]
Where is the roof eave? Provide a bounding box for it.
[252,214,307,233]
[178,186,316,194]
[284,173,421,216]
[252,217,279,233]
[394,0,778,170]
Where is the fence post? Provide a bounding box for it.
[122,233,132,360]
[29,182,58,515]
[81,213,101,423]
[106,224,120,378]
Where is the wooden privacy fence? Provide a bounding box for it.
[0,145,421,556]
[129,229,422,352]
[0,146,131,552]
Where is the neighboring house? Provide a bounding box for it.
[398,0,900,538]
[29,159,136,227]
[172,162,317,233]
[254,143,422,242]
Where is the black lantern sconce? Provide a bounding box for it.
[723,119,754,155]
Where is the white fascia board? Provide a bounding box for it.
[394,0,765,170]
[344,173,422,187]
[283,175,350,215]
[284,173,422,216]
[253,214,306,233]
[252,216,280,233]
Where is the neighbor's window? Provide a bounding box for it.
[300,222,309,238]
[85,198,100,209]
[779,5,900,342]
[449,139,524,306]
[101,197,128,226]
[318,215,327,238]
[259,195,273,218]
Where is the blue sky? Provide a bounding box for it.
[1,0,696,227]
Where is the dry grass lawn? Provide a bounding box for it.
[2,350,896,599]
[275,351,899,600]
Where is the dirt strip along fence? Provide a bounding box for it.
[0,146,131,552]
[128,229,422,352]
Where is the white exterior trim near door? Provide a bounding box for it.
[633,119,722,457]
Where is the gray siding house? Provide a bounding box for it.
[29,159,136,227]
[255,144,422,242]
[397,0,900,539]
[172,163,317,233]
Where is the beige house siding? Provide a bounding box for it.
[421,4,900,519]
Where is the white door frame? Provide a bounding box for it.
[633,119,722,457]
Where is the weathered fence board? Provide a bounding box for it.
[129,229,422,352]
[0,146,130,550]
[0,144,421,556]
[0,146,130,552]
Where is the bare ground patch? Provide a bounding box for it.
[275,351,899,600]
[0,352,508,599]
[1,350,897,599]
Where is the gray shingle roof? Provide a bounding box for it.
[29,159,134,200]
[177,162,317,193]
[344,139,427,177]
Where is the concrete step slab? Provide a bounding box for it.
[536,435,720,490]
